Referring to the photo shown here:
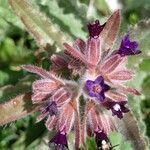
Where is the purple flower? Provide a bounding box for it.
[22,10,143,150]
[95,130,111,149]
[95,130,119,149]
[104,101,130,119]
[49,131,68,150]
[87,20,105,39]
[85,76,110,102]
[41,101,58,116]
[117,34,141,56]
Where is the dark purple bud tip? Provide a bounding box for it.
[95,130,111,149]
[104,101,130,119]
[88,20,105,39]
[42,101,58,116]
[49,131,68,150]
[117,34,141,57]
[85,76,110,102]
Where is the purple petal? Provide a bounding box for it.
[112,109,123,119]
[102,83,110,92]
[85,76,110,101]
[117,34,141,56]
[95,76,104,84]
[103,101,129,119]
[85,80,94,91]
[120,104,130,113]
[129,41,138,49]
[123,34,130,44]
[95,130,109,148]
[89,91,98,97]
[122,107,130,113]
[49,131,68,149]
[42,101,58,116]
[134,49,141,54]
[98,91,105,102]
[88,20,105,38]
[119,101,128,105]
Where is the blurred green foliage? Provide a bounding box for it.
[0,0,149,149]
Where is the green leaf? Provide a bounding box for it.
[0,92,38,126]
[94,0,111,16]
[129,70,147,90]
[57,0,88,20]
[0,0,23,29]
[141,98,150,139]
[142,75,150,99]
[86,137,96,150]
[139,59,150,73]
[0,37,35,67]
[0,71,9,86]
[36,0,87,39]
[109,132,132,150]
[120,0,150,22]
[25,120,46,147]
[9,0,72,50]
[0,38,16,63]
[113,111,147,150]
[0,75,33,103]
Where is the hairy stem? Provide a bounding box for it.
[81,101,92,149]
[74,100,81,150]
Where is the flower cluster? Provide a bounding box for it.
[22,10,141,149]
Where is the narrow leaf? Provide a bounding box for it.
[9,0,72,49]
[0,93,38,126]
[64,43,87,64]
[33,79,59,92]
[101,9,121,51]
[0,75,34,103]
[100,54,125,73]
[94,0,111,16]
[22,65,56,80]
[37,0,87,39]
[87,38,101,66]
[109,70,133,81]
[117,84,141,95]
[114,112,147,150]
[105,91,127,102]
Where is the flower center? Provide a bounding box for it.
[102,140,107,145]
[113,104,121,111]
[93,84,102,93]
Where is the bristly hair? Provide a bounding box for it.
[22,10,142,150]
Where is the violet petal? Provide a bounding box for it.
[103,101,129,119]
[49,131,68,149]
[95,76,104,84]
[85,76,110,102]
[117,34,141,56]
[88,20,105,38]
[95,130,110,149]
[42,101,58,116]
